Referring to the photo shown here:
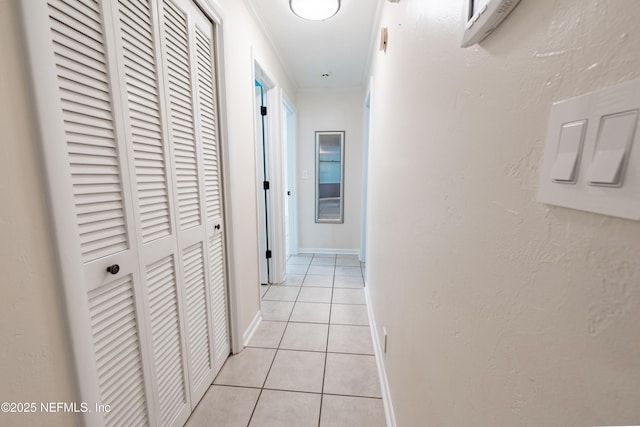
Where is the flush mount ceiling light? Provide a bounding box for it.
[290,0,341,21]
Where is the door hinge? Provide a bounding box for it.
[265,250,272,259]
[263,181,270,190]
[260,106,267,116]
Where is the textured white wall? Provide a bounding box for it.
[0,0,78,425]
[366,0,640,425]
[296,89,365,252]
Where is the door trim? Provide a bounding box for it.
[252,55,286,285]
[282,90,299,257]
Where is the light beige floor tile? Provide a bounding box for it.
[282,274,304,286]
[287,256,312,265]
[323,353,381,398]
[290,302,331,323]
[247,321,287,348]
[319,395,385,427]
[214,348,276,388]
[334,266,362,277]
[186,385,260,427]
[263,286,300,302]
[260,285,270,297]
[307,265,334,275]
[311,257,335,265]
[332,288,366,305]
[327,325,374,355]
[264,350,325,393]
[302,275,333,288]
[333,276,364,288]
[335,258,361,266]
[287,264,310,275]
[261,301,294,321]
[330,304,369,325]
[249,390,320,427]
[280,322,328,352]
[297,287,332,303]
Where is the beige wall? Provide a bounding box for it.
[214,0,296,341]
[367,0,640,425]
[0,0,78,425]
[296,89,365,252]
[0,0,293,423]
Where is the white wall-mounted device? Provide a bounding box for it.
[461,0,523,48]
[537,79,640,220]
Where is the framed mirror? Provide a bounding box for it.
[315,131,345,223]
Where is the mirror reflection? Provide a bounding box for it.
[316,131,345,223]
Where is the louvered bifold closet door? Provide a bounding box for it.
[110,0,191,425]
[193,9,231,375]
[158,0,227,406]
[42,0,156,425]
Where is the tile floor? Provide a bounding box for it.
[185,253,386,427]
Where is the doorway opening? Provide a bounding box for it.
[282,96,298,258]
[255,79,271,284]
[253,62,286,287]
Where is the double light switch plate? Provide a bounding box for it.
[538,79,640,220]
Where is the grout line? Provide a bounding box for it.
[262,387,323,396]
[246,387,263,426]
[319,278,333,427]
[213,384,262,391]
[322,392,384,400]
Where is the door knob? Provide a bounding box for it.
[287,191,291,196]
[214,224,221,230]
[106,264,120,275]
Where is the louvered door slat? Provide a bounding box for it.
[88,276,148,426]
[49,0,130,263]
[146,256,187,426]
[48,6,101,42]
[209,232,229,368]
[163,0,201,231]
[194,27,222,222]
[182,242,212,388]
[118,0,172,245]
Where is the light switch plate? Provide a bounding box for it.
[537,79,640,220]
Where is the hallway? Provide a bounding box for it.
[185,254,386,426]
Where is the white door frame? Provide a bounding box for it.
[360,81,372,264]
[252,57,286,285]
[282,91,299,257]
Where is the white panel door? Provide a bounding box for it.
[24,0,230,424]
[192,7,231,375]
[109,0,192,425]
[158,0,230,406]
[41,0,156,425]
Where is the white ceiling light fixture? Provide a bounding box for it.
[290,0,341,21]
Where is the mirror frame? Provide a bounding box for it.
[315,131,345,223]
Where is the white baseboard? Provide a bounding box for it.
[364,286,396,427]
[242,310,262,347]
[298,247,360,255]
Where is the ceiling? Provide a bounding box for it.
[246,0,383,90]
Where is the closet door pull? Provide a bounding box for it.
[106,264,120,275]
